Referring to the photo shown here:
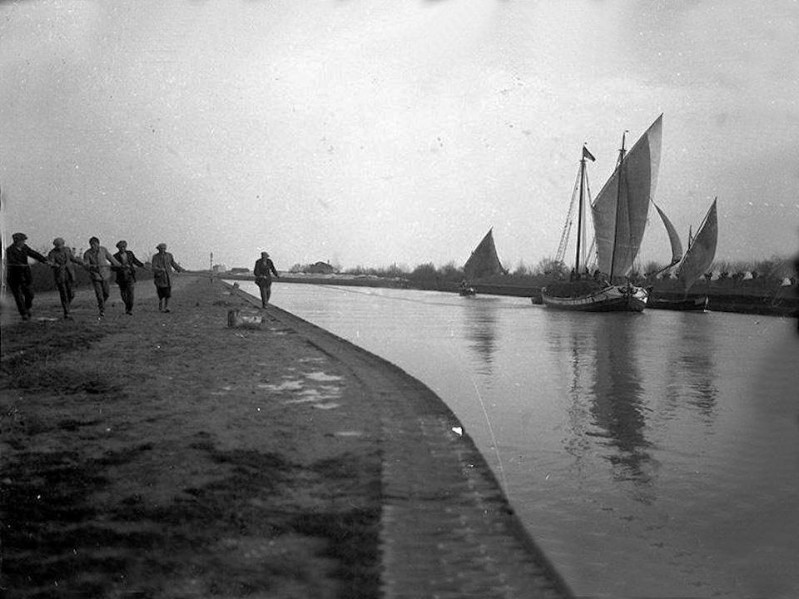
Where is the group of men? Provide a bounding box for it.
[4,233,184,321]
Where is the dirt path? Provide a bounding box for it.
[1,277,573,598]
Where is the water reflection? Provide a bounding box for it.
[677,316,718,419]
[461,298,500,375]
[659,314,719,426]
[559,322,597,466]
[548,314,654,496]
[589,316,652,493]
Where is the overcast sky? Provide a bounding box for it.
[2,0,797,271]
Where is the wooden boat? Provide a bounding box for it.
[648,295,709,311]
[648,199,718,311]
[542,115,663,312]
[458,284,477,297]
[543,280,648,312]
[676,199,718,293]
[460,228,505,296]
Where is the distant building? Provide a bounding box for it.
[306,261,336,275]
[230,267,250,274]
[212,264,227,273]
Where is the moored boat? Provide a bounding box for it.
[647,295,708,311]
[543,280,648,312]
[676,199,718,295]
[542,115,663,312]
[648,198,718,311]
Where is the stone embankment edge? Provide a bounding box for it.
[225,282,575,598]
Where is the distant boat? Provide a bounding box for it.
[649,199,718,311]
[677,199,718,290]
[647,203,703,310]
[542,115,663,311]
[458,284,477,297]
[461,228,505,296]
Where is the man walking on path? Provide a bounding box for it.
[151,243,185,312]
[253,251,280,308]
[4,232,49,321]
[47,237,85,319]
[83,237,121,318]
[112,240,147,315]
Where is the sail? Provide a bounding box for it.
[591,115,663,279]
[677,199,718,292]
[464,228,505,280]
[653,203,683,267]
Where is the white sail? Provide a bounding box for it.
[677,199,718,292]
[653,202,683,267]
[591,115,663,279]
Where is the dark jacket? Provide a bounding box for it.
[5,244,48,285]
[254,258,279,282]
[113,250,145,285]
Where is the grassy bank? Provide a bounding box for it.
[1,278,381,598]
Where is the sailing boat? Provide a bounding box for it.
[649,199,718,311]
[676,198,718,301]
[460,228,505,296]
[542,115,663,311]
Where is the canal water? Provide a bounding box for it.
[240,281,798,598]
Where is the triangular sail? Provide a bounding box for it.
[653,203,683,267]
[591,115,663,279]
[464,229,505,280]
[677,199,718,292]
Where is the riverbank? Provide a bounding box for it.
[0,277,573,598]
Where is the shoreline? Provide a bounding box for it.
[222,273,799,318]
[1,276,573,598]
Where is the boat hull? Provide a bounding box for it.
[541,284,648,312]
[459,287,476,296]
[648,296,708,312]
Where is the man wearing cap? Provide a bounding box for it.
[112,240,147,315]
[253,251,280,308]
[4,232,49,320]
[83,236,121,318]
[151,243,185,312]
[47,238,85,319]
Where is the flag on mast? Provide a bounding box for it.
[582,145,596,162]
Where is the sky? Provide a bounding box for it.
[1,0,798,271]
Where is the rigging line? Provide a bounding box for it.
[269,280,513,488]
[267,280,510,487]
[443,342,508,491]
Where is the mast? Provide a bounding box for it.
[609,131,627,281]
[574,153,586,274]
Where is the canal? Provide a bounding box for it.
[240,281,798,598]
